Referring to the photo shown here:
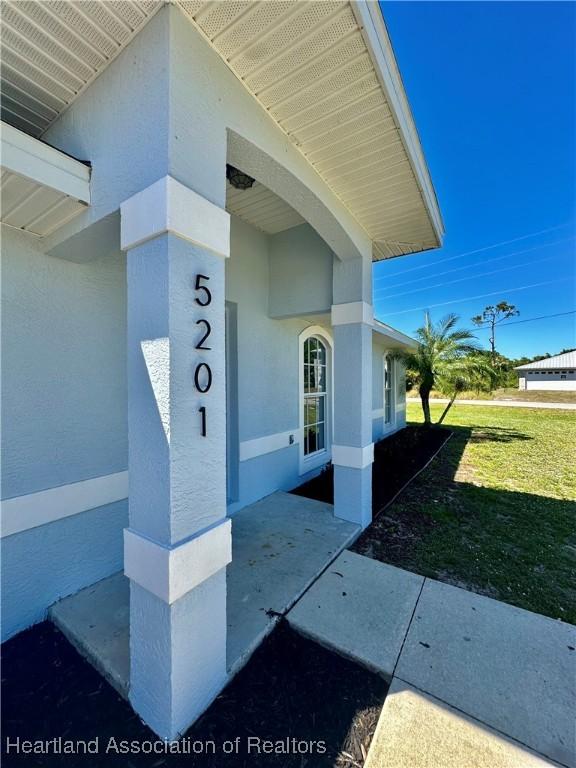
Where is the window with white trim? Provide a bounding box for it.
[384,355,393,424]
[303,337,327,456]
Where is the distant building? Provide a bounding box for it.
[515,351,576,391]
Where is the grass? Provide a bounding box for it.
[408,387,576,403]
[373,402,576,623]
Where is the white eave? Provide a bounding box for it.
[351,1,444,251]
[373,319,417,349]
[0,0,444,257]
[0,121,90,237]
[181,0,444,260]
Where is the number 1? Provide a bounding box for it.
[199,406,207,437]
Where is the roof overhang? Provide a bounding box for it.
[0,121,90,237]
[514,351,576,371]
[373,319,417,349]
[181,1,444,260]
[351,1,444,256]
[0,1,444,256]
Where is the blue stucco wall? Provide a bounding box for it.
[236,446,300,512]
[226,216,333,514]
[227,216,308,443]
[1,225,128,641]
[1,499,126,642]
[1,226,127,499]
[269,224,333,318]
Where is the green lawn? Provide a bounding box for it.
[381,403,576,623]
[408,388,576,403]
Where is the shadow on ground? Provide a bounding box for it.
[352,425,575,623]
[291,425,450,513]
[466,425,534,443]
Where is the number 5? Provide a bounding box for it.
[195,274,211,306]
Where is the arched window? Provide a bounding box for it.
[303,336,328,456]
[299,326,332,474]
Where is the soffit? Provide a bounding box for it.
[226,179,304,234]
[0,1,159,135]
[177,0,443,259]
[0,0,443,258]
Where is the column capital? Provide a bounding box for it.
[120,175,230,257]
[124,518,231,604]
[331,301,373,326]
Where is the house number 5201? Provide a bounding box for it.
[194,274,212,436]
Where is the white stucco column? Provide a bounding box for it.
[331,257,374,529]
[120,176,230,740]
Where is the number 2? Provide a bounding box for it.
[195,319,211,350]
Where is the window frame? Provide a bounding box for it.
[298,326,333,475]
[383,353,395,427]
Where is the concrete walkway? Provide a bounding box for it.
[407,397,576,410]
[288,551,576,768]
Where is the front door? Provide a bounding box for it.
[225,303,239,503]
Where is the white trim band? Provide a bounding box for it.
[124,518,232,604]
[120,176,230,257]
[0,471,128,539]
[0,121,91,203]
[331,301,373,326]
[332,443,374,469]
[239,430,298,462]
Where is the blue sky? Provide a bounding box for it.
[374,1,575,359]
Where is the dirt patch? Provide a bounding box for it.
[350,426,453,569]
[291,426,451,515]
[1,621,387,768]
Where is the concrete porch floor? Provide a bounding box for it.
[49,491,359,697]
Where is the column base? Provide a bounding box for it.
[333,464,372,530]
[129,570,227,740]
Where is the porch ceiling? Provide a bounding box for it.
[0,0,444,259]
[226,178,304,234]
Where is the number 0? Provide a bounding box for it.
[194,363,212,393]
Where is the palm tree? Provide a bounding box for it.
[435,356,495,424]
[394,312,481,425]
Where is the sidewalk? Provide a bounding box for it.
[407,397,576,410]
[288,551,575,768]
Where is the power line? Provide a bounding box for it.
[373,237,574,294]
[375,253,563,301]
[471,310,576,330]
[373,223,571,282]
[377,278,572,317]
